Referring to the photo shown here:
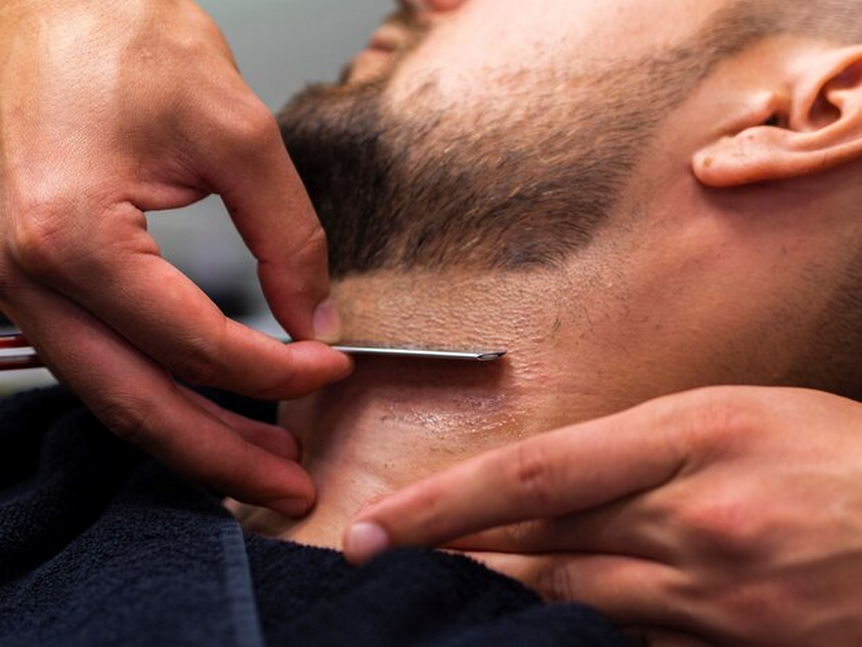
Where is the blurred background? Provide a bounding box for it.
[2,0,392,391]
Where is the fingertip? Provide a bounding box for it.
[268,495,314,518]
[312,298,342,344]
[334,351,355,380]
[257,252,330,342]
[287,340,354,380]
[260,463,317,517]
[343,521,391,564]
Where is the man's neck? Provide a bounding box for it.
[270,263,653,548]
[251,213,818,549]
[281,358,579,548]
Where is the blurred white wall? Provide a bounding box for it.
[149,0,392,321]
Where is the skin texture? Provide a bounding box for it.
[278,0,743,278]
[230,1,862,644]
[0,0,352,514]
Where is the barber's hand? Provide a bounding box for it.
[0,0,351,516]
[345,387,862,646]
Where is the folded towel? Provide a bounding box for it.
[0,386,630,647]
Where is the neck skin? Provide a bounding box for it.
[265,181,847,548]
[280,268,620,547]
[240,43,862,546]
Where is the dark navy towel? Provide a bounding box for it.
[0,386,630,646]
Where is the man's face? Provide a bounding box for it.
[355,0,722,107]
[277,0,861,449]
[244,0,862,549]
[278,0,735,279]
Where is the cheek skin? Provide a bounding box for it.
[385,0,724,110]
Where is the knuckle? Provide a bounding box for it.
[676,387,763,454]
[509,442,556,509]
[292,223,329,263]
[170,337,221,385]
[534,557,577,603]
[12,204,78,277]
[184,3,226,42]
[413,483,448,524]
[163,5,226,59]
[715,582,787,639]
[95,396,155,448]
[677,491,761,557]
[228,101,280,151]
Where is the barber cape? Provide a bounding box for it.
[0,386,629,647]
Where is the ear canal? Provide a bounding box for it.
[794,56,862,131]
[694,46,862,188]
[807,93,841,129]
[794,59,862,132]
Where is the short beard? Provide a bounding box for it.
[277,5,783,279]
[278,67,655,279]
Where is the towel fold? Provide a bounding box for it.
[0,386,629,646]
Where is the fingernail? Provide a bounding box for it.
[268,497,311,517]
[313,299,342,344]
[344,522,390,562]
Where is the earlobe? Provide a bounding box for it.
[693,45,862,188]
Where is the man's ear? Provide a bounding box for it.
[693,45,862,187]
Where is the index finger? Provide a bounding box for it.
[343,398,690,563]
[195,94,333,342]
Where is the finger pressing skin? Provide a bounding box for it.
[192,90,335,342]
[17,203,352,399]
[9,285,317,516]
[468,552,691,630]
[343,400,687,562]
